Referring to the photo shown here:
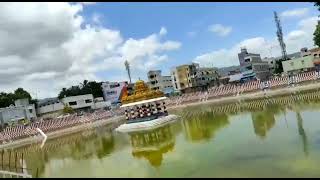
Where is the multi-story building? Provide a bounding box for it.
[171,63,220,92]
[193,67,220,88]
[0,98,37,126]
[238,47,271,81]
[262,57,276,73]
[147,70,174,95]
[171,63,199,93]
[217,66,240,76]
[101,81,127,106]
[300,47,320,57]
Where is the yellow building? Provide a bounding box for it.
[171,63,199,93]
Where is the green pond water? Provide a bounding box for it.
[8,90,320,177]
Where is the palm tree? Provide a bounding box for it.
[124,60,132,84]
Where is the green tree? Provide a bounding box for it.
[0,88,35,108]
[314,22,320,47]
[63,105,74,114]
[314,2,320,11]
[58,80,103,99]
[14,88,32,100]
[313,2,320,47]
[274,59,284,74]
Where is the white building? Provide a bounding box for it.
[147,70,174,95]
[92,97,108,110]
[61,94,94,110]
[37,97,64,115]
[37,94,107,117]
[0,99,37,126]
[101,81,127,106]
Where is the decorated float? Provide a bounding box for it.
[115,80,178,133]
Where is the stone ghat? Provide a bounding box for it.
[166,71,320,107]
[177,90,320,118]
[0,109,124,145]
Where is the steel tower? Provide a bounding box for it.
[274,11,288,60]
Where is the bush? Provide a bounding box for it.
[63,106,74,114]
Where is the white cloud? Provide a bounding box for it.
[92,13,101,25]
[208,24,232,37]
[194,16,319,68]
[159,27,167,36]
[280,8,309,18]
[0,2,181,99]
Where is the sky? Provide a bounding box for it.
[0,2,319,99]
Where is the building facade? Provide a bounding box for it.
[37,95,107,117]
[147,70,174,95]
[238,48,271,81]
[171,63,199,93]
[299,47,320,57]
[0,99,37,126]
[101,81,127,106]
[282,56,315,75]
[61,94,94,110]
[193,67,220,88]
[262,57,276,73]
[37,97,64,115]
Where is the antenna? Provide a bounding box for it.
[274,11,288,61]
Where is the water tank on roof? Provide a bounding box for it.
[240,47,248,54]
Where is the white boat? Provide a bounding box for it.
[115,114,179,133]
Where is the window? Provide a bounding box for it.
[85,99,92,104]
[110,83,120,88]
[69,101,77,106]
[107,91,116,95]
[29,109,33,113]
[244,58,250,62]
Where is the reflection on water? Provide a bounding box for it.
[251,105,278,139]
[296,111,309,157]
[129,124,175,167]
[181,112,229,142]
[6,90,320,177]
